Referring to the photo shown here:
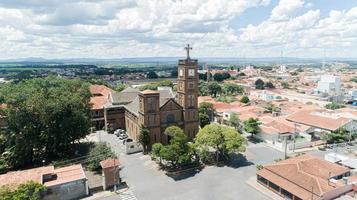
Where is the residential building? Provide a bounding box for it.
[89,85,114,130]
[257,155,354,200]
[316,75,341,94]
[286,109,357,139]
[0,164,88,200]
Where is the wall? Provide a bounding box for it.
[125,111,140,141]
[43,179,87,200]
[105,107,126,132]
[102,166,120,190]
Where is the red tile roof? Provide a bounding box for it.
[0,166,54,188]
[286,109,351,131]
[89,85,113,110]
[89,85,113,97]
[0,164,86,188]
[100,159,120,169]
[44,164,86,187]
[258,155,350,200]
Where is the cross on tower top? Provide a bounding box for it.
[184,44,192,59]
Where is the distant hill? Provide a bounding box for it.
[0,57,356,65]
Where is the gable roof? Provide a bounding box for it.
[110,87,139,105]
[258,155,350,200]
[286,109,351,131]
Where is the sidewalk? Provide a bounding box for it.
[246,176,283,200]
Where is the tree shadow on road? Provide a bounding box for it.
[165,165,203,181]
[224,153,254,169]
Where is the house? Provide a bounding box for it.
[257,155,355,200]
[89,85,114,130]
[0,164,88,200]
[286,109,357,139]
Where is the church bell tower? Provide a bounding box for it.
[177,44,199,140]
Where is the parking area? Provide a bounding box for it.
[91,131,285,200]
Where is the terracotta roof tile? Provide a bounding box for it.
[258,155,350,200]
[100,159,120,169]
[286,109,351,131]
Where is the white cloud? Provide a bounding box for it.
[0,0,356,58]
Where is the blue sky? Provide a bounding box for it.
[0,0,356,59]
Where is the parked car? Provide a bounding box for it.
[118,134,128,140]
[123,138,133,144]
[114,129,125,137]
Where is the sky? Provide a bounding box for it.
[0,0,356,59]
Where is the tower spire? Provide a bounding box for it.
[184,44,192,59]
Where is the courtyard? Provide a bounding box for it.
[91,131,284,200]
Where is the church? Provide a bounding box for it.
[90,45,199,146]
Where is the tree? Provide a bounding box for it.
[264,102,281,114]
[213,73,224,82]
[243,118,261,137]
[255,79,265,90]
[147,71,158,79]
[194,124,245,163]
[198,80,208,96]
[281,81,290,89]
[115,83,127,92]
[199,102,215,121]
[207,81,222,97]
[325,102,345,110]
[350,77,357,83]
[159,126,193,168]
[228,113,240,130]
[265,82,275,89]
[0,77,91,170]
[139,125,150,154]
[151,143,163,163]
[322,129,351,144]
[240,95,250,104]
[199,113,210,128]
[222,83,243,95]
[87,142,115,171]
[0,181,46,200]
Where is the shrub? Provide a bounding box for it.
[87,142,115,171]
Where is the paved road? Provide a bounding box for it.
[94,131,284,200]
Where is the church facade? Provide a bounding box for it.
[96,45,199,146]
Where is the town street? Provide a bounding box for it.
[93,131,284,200]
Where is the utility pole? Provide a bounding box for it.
[284,136,288,159]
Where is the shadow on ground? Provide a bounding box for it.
[224,153,254,169]
[165,165,204,181]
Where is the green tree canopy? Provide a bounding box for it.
[0,181,46,200]
[147,71,158,79]
[222,83,243,95]
[264,102,281,114]
[207,81,222,97]
[240,95,250,104]
[243,118,261,136]
[159,126,193,168]
[265,82,275,89]
[199,113,210,128]
[0,77,91,170]
[87,142,115,171]
[281,81,290,89]
[194,124,245,163]
[139,125,150,154]
[325,102,345,110]
[198,102,215,121]
[255,79,265,90]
